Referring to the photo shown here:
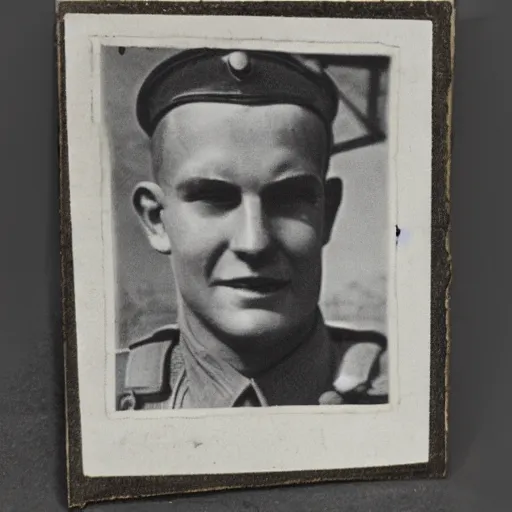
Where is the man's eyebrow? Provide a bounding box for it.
[176,178,238,194]
[175,175,323,196]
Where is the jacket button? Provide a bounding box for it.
[118,391,138,410]
[318,390,344,405]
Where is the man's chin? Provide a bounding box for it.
[213,310,297,345]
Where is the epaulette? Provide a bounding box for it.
[326,324,388,404]
[117,326,180,410]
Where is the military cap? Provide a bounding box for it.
[136,48,340,138]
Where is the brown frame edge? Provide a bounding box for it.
[57,1,453,508]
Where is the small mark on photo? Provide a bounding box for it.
[396,226,412,246]
[118,46,126,56]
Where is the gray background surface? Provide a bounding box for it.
[1,0,511,510]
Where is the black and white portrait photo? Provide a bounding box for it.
[59,2,451,503]
[109,46,390,411]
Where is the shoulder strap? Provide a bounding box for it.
[327,324,388,404]
[117,327,181,410]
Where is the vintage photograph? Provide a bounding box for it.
[110,46,390,411]
[58,1,452,507]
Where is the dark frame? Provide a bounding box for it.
[57,1,453,508]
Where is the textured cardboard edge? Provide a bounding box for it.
[56,1,453,508]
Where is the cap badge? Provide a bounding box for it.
[226,51,252,80]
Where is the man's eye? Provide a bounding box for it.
[185,184,240,208]
[265,186,320,208]
[291,187,320,205]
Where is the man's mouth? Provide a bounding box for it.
[215,277,290,293]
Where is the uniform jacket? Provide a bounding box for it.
[117,317,388,410]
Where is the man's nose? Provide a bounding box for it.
[231,196,272,259]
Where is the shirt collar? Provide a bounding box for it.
[179,311,334,408]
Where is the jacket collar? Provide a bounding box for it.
[179,310,334,408]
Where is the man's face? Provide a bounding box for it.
[136,102,341,349]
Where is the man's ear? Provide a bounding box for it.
[323,177,343,245]
[132,181,171,254]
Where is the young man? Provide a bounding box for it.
[118,49,388,410]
